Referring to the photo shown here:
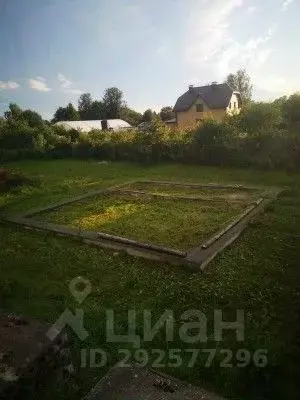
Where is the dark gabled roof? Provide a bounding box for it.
[174,83,239,112]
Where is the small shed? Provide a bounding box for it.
[165,118,176,129]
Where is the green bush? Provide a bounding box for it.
[1,102,300,170]
[238,102,282,136]
[282,93,300,125]
[0,120,41,151]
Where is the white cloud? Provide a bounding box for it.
[182,0,285,94]
[28,77,51,92]
[185,0,244,65]
[211,24,297,96]
[0,81,20,90]
[58,73,73,88]
[214,28,275,89]
[57,73,82,94]
[281,0,295,11]
[184,0,274,75]
[222,28,273,68]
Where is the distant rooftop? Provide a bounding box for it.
[55,119,131,132]
[174,83,241,112]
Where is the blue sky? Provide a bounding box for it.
[0,0,299,119]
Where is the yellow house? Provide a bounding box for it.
[173,83,242,129]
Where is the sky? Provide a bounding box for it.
[0,0,299,119]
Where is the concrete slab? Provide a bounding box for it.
[83,364,225,400]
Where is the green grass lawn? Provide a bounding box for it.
[37,192,245,251]
[1,159,300,400]
[125,181,262,202]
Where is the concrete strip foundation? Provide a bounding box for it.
[1,180,283,271]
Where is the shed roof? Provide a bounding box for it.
[55,119,131,132]
[174,83,240,112]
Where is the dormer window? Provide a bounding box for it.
[196,104,204,112]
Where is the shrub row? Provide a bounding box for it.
[1,116,300,170]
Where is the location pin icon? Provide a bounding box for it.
[69,277,91,304]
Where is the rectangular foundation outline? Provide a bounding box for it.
[1,180,283,271]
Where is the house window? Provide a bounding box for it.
[196,104,204,112]
[229,102,232,109]
[234,102,237,109]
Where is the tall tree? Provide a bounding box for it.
[225,69,253,104]
[142,109,155,122]
[102,87,125,119]
[160,106,174,121]
[89,100,105,120]
[282,93,300,125]
[52,103,79,123]
[120,107,142,126]
[78,93,93,120]
[52,107,68,123]
[65,103,80,120]
[4,103,23,120]
[4,103,44,128]
[22,109,44,128]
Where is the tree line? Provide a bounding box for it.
[52,87,175,126]
[51,69,252,126]
[1,69,252,128]
[1,70,300,170]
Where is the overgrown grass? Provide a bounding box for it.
[125,181,262,202]
[0,159,300,400]
[37,192,245,251]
